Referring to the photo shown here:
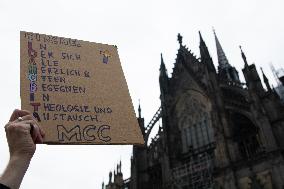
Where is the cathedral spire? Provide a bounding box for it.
[199,30,204,42]
[177,33,183,47]
[240,46,248,67]
[199,31,215,72]
[160,53,168,77]
[159,53,169,100]
[137,100,146,137]
[261,67,272,92]
[213,28,240,83]
[213,29,230,69]
[138,100,142,118]
[109,171,112,184]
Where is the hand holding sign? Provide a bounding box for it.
[20,31,144,145]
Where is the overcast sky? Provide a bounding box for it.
[0,0,284,188]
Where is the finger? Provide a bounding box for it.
[23,123,43,144]
[25,123,44,144]
[9,109,31,122]
[21,114,34,121]
[30,124,36,142]
[18,115,40,126]
[11,120,37,141]
[33,124,44,143]
[19,120,39,141]
[16,120,36,130]
[25,122,43,144]
[23,116,40,133]
[13,114,33,123]
[39,126,45,138]
[35,126,45,144]
[26,117,45,141]
[9,117,44,144]
[26,118,45,141]
[32,123,40,142]
[8,122,32,132]
[35,134,44,143]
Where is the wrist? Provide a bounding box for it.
[9,155,32,166]
[0,155,32,189]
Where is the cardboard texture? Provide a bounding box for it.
[20,31,144,145]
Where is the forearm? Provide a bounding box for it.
[0,156,31,189]
[2,110,44,189]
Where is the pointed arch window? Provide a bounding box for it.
[231,112,263,159]
[182,112,215,153]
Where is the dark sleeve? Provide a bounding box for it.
[0,183,10,189]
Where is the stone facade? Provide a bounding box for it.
[104,31,284,189]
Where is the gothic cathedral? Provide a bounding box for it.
[106,31,284,189]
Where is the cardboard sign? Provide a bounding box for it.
[20,31,144,145]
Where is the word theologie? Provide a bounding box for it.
[20,31,144,145]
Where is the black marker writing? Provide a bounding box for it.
[57,124,111,142]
